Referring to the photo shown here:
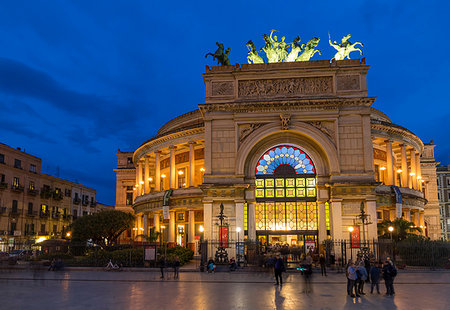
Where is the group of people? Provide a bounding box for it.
[346,257,397,297]
[206,257,238,273]
[158,255,180,279]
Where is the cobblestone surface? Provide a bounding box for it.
[1,269,449,309]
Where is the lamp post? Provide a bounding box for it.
[348,226,354,261]
[388,226,394,241]
[236,227,241,264]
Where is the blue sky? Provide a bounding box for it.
[0,1,449,205]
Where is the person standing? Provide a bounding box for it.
[159,255,166,279]
[370,262,381,294]
[319,254,327,276]
[356,261,368,295]
[173,256,180,279]
[274,254,285,286]
[347,261,359,297]
[382,260,397,296]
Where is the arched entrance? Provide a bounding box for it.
[254,145,318,251]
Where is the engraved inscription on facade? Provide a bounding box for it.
[212,81,234,96]
[238,76,333,98]
[336,75,360,91]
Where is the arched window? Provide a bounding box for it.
[254,145,318,233]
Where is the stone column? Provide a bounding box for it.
[419,212,425,233]
[416,153,422,191]
[144,156,150,194]
[137,161,143,195]
[168,211,175,246]
[235,201,245,242]
[143,213,148,236]
[188,210,195,251]
[169,146,176,189]
[400,144,409,188]
[203,202,212,241]
[248,202,256,241]
[410,150,417,189]
[331,201,343,241]
[318,202,327,243]
[404,209,411,222]
[366,200,378,240]
[385,140,395,185]
[189,142,195,187]
[136,214,141,239]
[155,151,161,192]
[154,213,160,242]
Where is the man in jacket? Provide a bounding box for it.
[274,254,285,285]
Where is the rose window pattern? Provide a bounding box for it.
[254,145,317,232]
[255,145,315,175]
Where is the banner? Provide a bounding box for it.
[144,245,156,261]
[236,242,245,256]
[392,186,403,218]
[163,205,169,220]
[351,226,360,248]
[220,226,229,247]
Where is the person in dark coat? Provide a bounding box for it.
[159,255,166,279]
[273,254,285,285]
[319,254,327,276]
[173,256,180,279]
[370,262,381,294]
[382,260,397,295]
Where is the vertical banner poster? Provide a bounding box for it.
[236,242,245,256]
[145,245,156,261]
[351,226,361,248]
[220,226,229,247]
[163,205,169,220]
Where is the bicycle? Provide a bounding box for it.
[105,259,122,271]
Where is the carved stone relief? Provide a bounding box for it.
[238,76,333,98]
[306,121,334,140]
[239,123,264,142]
[212,81,234,96]
[280,114,291,130]
[336,75,360,91]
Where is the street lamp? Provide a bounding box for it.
[348,226,354,232]
[236,227,241,242]
[236,227,241,264]
[388,226,394,241]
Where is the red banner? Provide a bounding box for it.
[351,226,360,248]
[220,226,229,247]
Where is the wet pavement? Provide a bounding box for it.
[1,269,449,309]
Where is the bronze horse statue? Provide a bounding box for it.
[205,42,231,66]
[246,40,264,64]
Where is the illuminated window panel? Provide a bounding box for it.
[255,203,265,230]
[325,202,330,231]
[286,202,296,230]
[286,188,295,197]
[296,178,305,187]
[265,189,274,197]
[244,203,248,231]
[296,188,305,197]
[256,189,265,198]
[275,202,285,230]
[306,178,316,187]
[297,202,307,230]
[275,178,284,187]
[286,178,295,187]
[307,203,318,230]
[255,179,265,188]
[266,202,275,230]
[265,179,274,187]
[275,188,285,197]
[307,188,316,197]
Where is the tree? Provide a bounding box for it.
[70,210,135,250]
[378,218,422,242]
[137,227,160,243]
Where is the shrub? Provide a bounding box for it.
[158,246,193,265]
[39,253,74,261]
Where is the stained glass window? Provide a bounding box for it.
[256,145,315,175]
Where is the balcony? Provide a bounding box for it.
[25,231,36,236]
[73,197,81,205]
[27,188,39,196]
[82,199,89,206]
[90,201,97,207]
[11,184,24,193]
[51,212,61,219]
[9,208,22,216]
[0,182,7,190]
[26,211,38,217]
[52,191,64,201]
[40,188,52,199]
[39,211,50,218]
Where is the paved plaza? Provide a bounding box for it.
[1,269,449,310]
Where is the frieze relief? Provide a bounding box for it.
[239,123,265,142]
[336,75,360,91]
[212,81,234,96]
[238,76,333,98]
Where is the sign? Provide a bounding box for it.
[305,240,316,253]
[236,242,245,256]
[351,226,361,248]
[220,226,229,248]
[145,245,156,261]
[392,186,402,218]
[13,230,21,236]
[163,206,169,220]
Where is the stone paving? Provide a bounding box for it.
[1,269,449,310]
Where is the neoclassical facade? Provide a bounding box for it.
[115,59,440,254]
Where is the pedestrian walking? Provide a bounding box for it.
[382,260,397,296]
[300,255,313,293]
[319,254,327,276]
[347,261,359,297]
[273,254,285,286]
[370,262,381,294]
[159,255,166,279]
[356,261,368,295]
[173,256,180,279]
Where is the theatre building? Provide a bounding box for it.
[114,59,440,255]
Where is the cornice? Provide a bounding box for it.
[371,120,424,152]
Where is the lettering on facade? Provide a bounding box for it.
[238,76,333,98]
[160,148,204,169]
[342,202,361,215]
[336,75,360,91]
[373,148,387,161]
[212,81,234,96]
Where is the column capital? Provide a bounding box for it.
[169,145,177,150]
[188,141,196,145]
[384,139,394,144]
